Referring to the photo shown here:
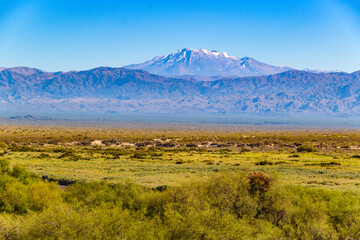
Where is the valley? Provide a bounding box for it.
[0,125,360,238]
[2,125,360,190]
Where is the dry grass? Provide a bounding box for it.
[1,125,360,190]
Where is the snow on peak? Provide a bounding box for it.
[198,48,209,53]
[123,48,290,77]
[174,48,236,59]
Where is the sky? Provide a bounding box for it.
[0,0,359,72]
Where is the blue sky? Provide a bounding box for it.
[0,0,359,72]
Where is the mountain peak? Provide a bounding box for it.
[124,48,288,77]
[2,67,47,75]
[174,48,235,59]
[0,67,359,115]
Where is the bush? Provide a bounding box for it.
[255,160,273,166]
[297,145,317,153]
[248,172,272,195]
[11,164,30,180]
[240,147,251,153]
[31,182,62,211]
[320,162,341,167]
[131,152,148,159]
[0,164,359,239]
[0,159,10,173]
[0,142,8,149]
[37,153,50,159]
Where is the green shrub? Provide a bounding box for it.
[37,153,51,159]
[11,164,30,180]
[297,145,317,152]
[0,159,10,174]
[256,160,273,166]
[0,142,8,149]
[31,182,62,211]
[0,163,358,239]
[320,162,341,167]
[131,152,148,159]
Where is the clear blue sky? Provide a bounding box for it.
[0,0,359,72]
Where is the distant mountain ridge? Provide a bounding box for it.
[0,66,359,116]
[124,48,292,77]
[9,115,55,121]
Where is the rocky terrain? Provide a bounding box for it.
[124,48,292,77]
[0,66,360,115]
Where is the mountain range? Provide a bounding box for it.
[0,64,359,116]
[124,48,292,77]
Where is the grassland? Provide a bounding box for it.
[1,125,360,190]
[0,124,360,239]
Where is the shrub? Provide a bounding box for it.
[9,146,40,152]
[0,142,8,149]
[58,152,76,159]
[0,163,359,239]
[11,164,30,180]
[131,152,148,159]
[240,147,251,153]
[37,153,51,159]
[255,160,273,166]
[31,182,62,211]
[247,172,272,195]
[0,159,10,174]
[0,180,30,214]
[297,145,317,153]
[320,162,341,167]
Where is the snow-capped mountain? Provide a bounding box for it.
[124,48,292,77]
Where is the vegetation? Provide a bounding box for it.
[297,145,318,153]
[0,125,359,238]
[0,162,358,239]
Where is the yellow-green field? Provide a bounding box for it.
[1,125,360,239]
[5,149,360,190]
[1,125,360,190]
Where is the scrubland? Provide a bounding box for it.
[0,125,359,239]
